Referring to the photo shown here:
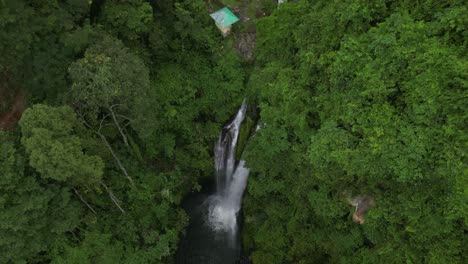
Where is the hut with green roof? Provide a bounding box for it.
[210,7,240,36]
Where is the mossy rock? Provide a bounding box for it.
[236,116,255,159]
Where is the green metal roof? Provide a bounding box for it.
[210,7,240,29]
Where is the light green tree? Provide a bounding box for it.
[0,131,84,263]
[19,104,104,186]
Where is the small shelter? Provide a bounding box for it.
[210,7,240,36]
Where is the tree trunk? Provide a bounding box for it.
[99,134,135,187]
[108,106,129,147]
[90,0,106,24]
[73,187,97,214]
[101,183,125,213]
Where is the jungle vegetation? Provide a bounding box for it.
[0,0,466,263]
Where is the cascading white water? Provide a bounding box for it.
[208,100,250,235]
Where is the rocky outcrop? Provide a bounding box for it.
[348,195,375,224]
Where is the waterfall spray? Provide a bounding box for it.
[208,100,250,236]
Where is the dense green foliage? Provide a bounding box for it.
[242,0,466,263]
[0,0,465,263]
[1,0,244,263]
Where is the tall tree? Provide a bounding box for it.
[242,1,466,263]
[0,0,92,102]
[19,104,104,186]
[0,131,84,263]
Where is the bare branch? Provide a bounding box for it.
[98,114,111,133]
[73,187,97,215]
[101,183,125,213]
[99,134,135,187]
[115,114,131,121]
[76,111,93,130]
[75,109,135,188]
[84,184,93,192]
[76,226,89,232]
[69,230,81,242]
[99,123,113,130]
[108,106,129,147]
[109,104,123,109]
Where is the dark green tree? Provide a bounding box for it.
[242,1,466,263]
[19,104,104,186]
[0,131,84,263]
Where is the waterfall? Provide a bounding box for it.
[175,101,250,262]
[208,100,250,236]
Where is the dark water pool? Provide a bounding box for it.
[175,186,248,264]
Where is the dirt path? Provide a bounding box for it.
[0,70,26,130]
[229,1,264,61]
[0,91,25,130]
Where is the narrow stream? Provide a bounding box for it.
[176,101,250,264]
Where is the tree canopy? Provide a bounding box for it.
[242,1,466,263]
[0,0,465,263]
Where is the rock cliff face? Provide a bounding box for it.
[0,71,25,130]
[349,195,375,224]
